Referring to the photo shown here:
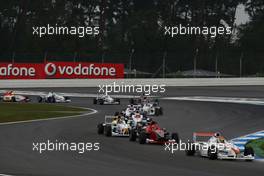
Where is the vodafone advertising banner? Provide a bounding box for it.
[0,62,124,79]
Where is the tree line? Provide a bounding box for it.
[0,0,263,76]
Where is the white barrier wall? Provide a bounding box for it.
[0,78,264,88]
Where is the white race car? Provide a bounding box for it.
[1,91,30,102]
[185,132,254,161]
[38,92,71,103]
[131,112,144,127]
[97,116,130,137]
[93,94,120,105]
[142,102,163,116]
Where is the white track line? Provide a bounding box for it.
[163,96,264,106]
[0,107,97,126]
[0,106,97,176]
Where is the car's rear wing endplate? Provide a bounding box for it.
[193,132,215,142]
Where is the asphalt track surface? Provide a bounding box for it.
[0,86,264,176]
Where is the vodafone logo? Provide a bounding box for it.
[0,62,124,79]
[45,63,56,76]
[44,62,117,77]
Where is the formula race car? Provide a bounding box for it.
[97,116,130,137]
[129,96,162,116]
[93,94,120,105]
[129,93,152,105]
[129,95,156,105]
[142,102,163,116]
[38,92,71,103]
[130,120,179,144]
[123,104,143,118]
[185,132,254,161]
[1,91,30,102]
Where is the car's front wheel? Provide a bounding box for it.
[97,123,104,134]
[208,145,218,160]
[171,132,179,144]
[244,146,254,161]
[11,97,16,102]
[138,132,147,144]
[47,96,55,103]
[129,129,137,141]
[186,142,196,156]
[104,125,112,137]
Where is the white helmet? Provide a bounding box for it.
[214,132,221,137]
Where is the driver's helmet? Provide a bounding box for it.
[150,121,157,126]
[214,132,221,138]
[117,116,122,122]
[147,117,152,124]
[135,114,141,118]
[113,117,118,122]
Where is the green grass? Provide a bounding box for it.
[0,103,89,123]
[246,138,264,158]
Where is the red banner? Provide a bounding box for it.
[0,62,124,79]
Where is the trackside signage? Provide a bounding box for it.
[0,62,124,79]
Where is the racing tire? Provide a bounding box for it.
[208,145,218,160]
[99,99,104,105]
[97,123,104,134]
[104,125,112,137]
[171,133,179,144]
[159,107,163,115]
[138,132,147,144]
[244,146,254,161]
[116,98,120,105]
[24,96,30,102]
[185,142,196,156]
[11,97,16,102]
[37,96,43,103]
[154,108,159,116]
[129,98,135,105]
[93,98,97,104]
[129,129,137,141]
[47,96,55,103]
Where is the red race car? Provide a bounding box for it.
[131,121,179,144]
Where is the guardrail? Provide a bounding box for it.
[1,78,264,88]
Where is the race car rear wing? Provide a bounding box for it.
[193,132,215,142]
